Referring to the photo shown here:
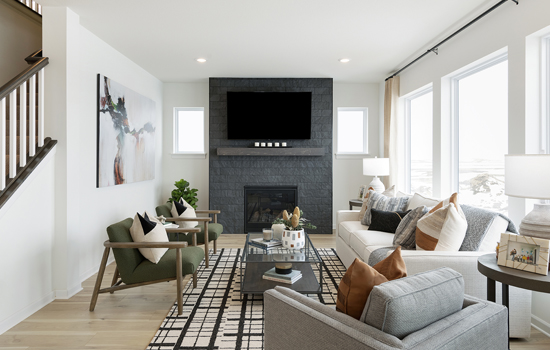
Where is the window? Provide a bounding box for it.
[452,54,508,214]
[405,88,433,196]
[543,36,550,154]
[336,107,368,158]
[173,107,205,157]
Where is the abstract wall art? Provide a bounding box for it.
[97,74,156,187]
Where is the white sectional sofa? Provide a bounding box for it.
[336,202,532,338]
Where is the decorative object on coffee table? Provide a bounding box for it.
[497,233,549,275]
[273,207,317,251]
[271,223,285,240]
[363,157,390,193]
[505,154,550,239]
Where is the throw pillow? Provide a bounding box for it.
[358,186,375,220]
[361,190,409,226]
[406,192,440,211]
[171,198,198,229]
[336,258,388,320]
[393,205,430,249]
[415,193,468,251]
[372,246,407,281]
[129,211,169,264]
[368,208,411,234]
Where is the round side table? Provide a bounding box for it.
[477,253,550,348]
[349,199,362,210]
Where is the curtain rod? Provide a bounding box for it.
[385,0,518,81]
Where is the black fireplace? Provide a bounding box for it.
[244,186,298,233]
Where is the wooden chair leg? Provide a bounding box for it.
[192,232,197,247]
[90,247,110,311]
[214,238,217,254]
[193,271,198,288]
[110,265,119,294]
[176,248,183,315]
[204,221,209,268]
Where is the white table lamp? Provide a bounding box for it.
[363,157,390,193]
[505,154,550,239]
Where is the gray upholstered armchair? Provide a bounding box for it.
[264,268,508,350]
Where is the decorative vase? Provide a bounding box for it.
[272,223,285,241]
[281,229,305,250]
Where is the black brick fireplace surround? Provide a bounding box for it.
[209,78,333,234]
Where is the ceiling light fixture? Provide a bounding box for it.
[339,58,350,63]
[196,58,207,63]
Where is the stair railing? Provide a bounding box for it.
[17,0,41,15]
[0,50,48,191]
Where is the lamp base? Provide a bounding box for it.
[368,176,386,193]
[519,204,550,239]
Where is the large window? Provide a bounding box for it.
[544,36,550,154]
[405,88,433,196]
[173,107,205,156]
[336,107,368,157]
[452,55,508,213]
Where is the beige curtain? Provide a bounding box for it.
[383,76,400,189]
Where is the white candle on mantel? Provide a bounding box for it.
[255,142,260,147]
[261,142,266,147]
[275,142,280,147]
[267,143,272,147]
[282,142,287,147]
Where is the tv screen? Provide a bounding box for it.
[227,91,312,140]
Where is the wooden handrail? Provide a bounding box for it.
[0,56,48,101]
[24,49,43,64]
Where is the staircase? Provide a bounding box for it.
[0,49,56,208]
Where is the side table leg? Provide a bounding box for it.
[503,283,510,350]
[487,277,496,302]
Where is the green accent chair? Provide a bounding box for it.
[89,218,204,315]
[156,202,223,268]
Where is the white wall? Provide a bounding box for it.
[392,0,550,335]
[162,83,209,208]
[0,149,56,334]
[43,7,163,298]
[333,83,380,226]
[0,0,41,85]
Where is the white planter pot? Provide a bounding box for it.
[282,229,305,250]
[271,224,285,241]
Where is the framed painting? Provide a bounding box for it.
[96,74,156,187]
[497,233,550,276]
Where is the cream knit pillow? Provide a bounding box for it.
[129,211,169,264]
[415,193,467,251]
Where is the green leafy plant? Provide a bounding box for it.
[169,179,198,209]
[272,207,317,231]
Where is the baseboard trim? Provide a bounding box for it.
[55,283,83,300]
[80,256,115,283]
[0,291,54,335]
[532,315,550,337]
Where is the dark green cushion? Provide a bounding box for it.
[156,202,172,218]
[123,246,204,285]
[106,218,145,283]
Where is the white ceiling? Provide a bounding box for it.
[39,0,500,83]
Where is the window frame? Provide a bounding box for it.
[450,52,508,192]
[172,107,206,158]
[335,107,368,159]
[404,86,433,194]
[543,35,550,154]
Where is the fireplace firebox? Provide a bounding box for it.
[244,186,298,233]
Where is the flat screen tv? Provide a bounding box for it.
[227,91,312,139]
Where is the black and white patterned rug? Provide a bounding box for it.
[147,248,346,350]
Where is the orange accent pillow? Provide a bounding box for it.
[336,258,388,320]
[372,246,407,281]
[337,248,408,319]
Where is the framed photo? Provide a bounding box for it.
[358,185,367,199]
[497,233,549,276]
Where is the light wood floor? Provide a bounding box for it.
[0,234,547,349]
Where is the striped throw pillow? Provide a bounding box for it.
[393,205,429,249]
[361,190,409,226]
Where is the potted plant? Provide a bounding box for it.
[272,207,316,250]
[169,179,199,209]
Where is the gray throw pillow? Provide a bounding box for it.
[393,205,429,249]
[361,190,409,226]
[361,267,464,339]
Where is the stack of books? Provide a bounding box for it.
[249,238,282,250]
[262,267,302,284]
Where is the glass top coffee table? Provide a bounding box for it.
[240,232,323,298]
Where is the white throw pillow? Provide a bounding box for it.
[415,193,467,251]
[406,193,440,211]
[129,211,169,264]
[171,198,198,229]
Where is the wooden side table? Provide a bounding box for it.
[349,199,362,210]
[477,253,550,348]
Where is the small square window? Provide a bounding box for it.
[336,108,368,157]
[173,107,205,156]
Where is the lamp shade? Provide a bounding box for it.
[505,154,550,199]
[363,157,389,176]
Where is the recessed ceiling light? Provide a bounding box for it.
[196,58,207,63]
[339,58,350,63]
